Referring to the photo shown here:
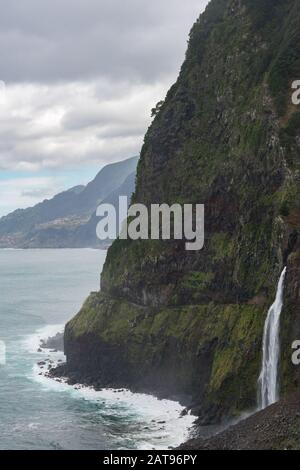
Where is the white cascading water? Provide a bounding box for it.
[258,267,287,410]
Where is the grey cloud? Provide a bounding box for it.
[0,0,209,174]
[62,108,108,131]
[0,0,206,84]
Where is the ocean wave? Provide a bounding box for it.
[22,324,65,355]
[24,325,196,450]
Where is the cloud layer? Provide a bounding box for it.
[0,0,208,214]
[0,0,205,84]
[0,80,167,171]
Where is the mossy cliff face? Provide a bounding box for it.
[65,0,300,422]
[66,292,265,420]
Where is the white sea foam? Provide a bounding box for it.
[24,326,196,450]
[23,324,65,354]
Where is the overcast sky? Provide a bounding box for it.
[0,0,208,215]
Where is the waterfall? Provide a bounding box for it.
[258,267,287,410]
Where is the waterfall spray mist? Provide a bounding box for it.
[258,267,287,410]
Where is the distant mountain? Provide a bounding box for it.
[0,156,138,248]
[77,171,136,247]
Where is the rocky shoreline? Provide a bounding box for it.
[48,360,248,445]
[48,358,300,450]
[49,362,200,414]
[179,393,300,450]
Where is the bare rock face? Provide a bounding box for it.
[62,0,300,423]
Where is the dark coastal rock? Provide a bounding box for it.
[40,333,64,352]
[180,409,188,418]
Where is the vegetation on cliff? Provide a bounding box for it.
[64,0,300,423]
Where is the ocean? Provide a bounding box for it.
[0,249,195,450]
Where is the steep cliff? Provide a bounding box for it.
[62,0,300,423]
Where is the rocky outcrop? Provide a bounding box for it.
[40,332,64,352]
[62,0,300,423]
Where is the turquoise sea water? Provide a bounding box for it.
[0,249,194,450]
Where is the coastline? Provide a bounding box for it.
[29,327,198,450]
[48,362,257,450]
[48,356,239,449]
[49,362,197,409]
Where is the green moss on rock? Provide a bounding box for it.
[66,292,266,420]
